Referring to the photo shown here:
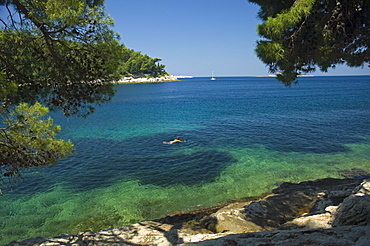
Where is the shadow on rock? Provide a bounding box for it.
[199,178,365,233]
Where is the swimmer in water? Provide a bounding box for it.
[164,136,186,144]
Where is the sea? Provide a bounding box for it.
[1,76,370,244]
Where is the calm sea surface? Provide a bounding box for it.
[1,76,370,244]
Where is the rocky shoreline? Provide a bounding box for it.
[6,175,370,245]
[114,75,183,84]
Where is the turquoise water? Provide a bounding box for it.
[1,76,370,244]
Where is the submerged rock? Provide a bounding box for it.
[6,178,370,246]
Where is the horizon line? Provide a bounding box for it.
[174,74,370,77]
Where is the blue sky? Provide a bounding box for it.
[0,0,368,77]
[105,0,370,77]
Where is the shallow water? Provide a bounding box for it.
[1,76,370,244]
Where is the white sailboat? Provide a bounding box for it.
[211,71,216,80]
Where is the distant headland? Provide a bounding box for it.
[114,75,193,84]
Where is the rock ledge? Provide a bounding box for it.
[6,178,370,246]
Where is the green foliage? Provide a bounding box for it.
[118,47,168,77]
[0,0,123,116]
[0,0,121,187]
[249,0,370,85]
[0,0,167,188]
[0,72,17,99]
[258,0,315,40]
[0,102,73,184]
[255,41,285,64]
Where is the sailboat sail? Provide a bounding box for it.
[211,71,216,80]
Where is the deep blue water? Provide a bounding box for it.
[1,76,370,244]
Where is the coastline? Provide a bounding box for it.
[6,176,370,245]
[4,76,370,246]
[114,75,192,84]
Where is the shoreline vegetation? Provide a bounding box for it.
[113,74,313,84]
[114,75,193,84]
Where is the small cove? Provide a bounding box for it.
[1,76,370,245]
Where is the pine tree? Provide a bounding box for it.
[0,0,121,188]
[249,0,370,85]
